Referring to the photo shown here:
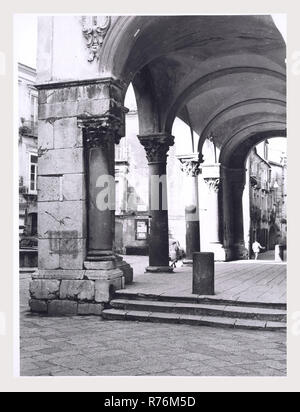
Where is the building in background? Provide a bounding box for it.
[244,141,287,258]
[18,63,38,266]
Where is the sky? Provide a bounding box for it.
[15,14,287,161]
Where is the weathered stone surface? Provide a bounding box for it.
[30,280,60,300]
[38,174,86,202]
[48,300,78,316]
[38,238,60,270]
[60,280,95,301]
[85,268,123,281]
[78,303,104,316]
[95,276,124,303]
[38,99,111,120]
[58,238,86,270]
[38,200,86,238]
[41,84,107,104]
[29,299,48,314]
[53,117,82,149]
[118,263,134,285]
[33,269,85,280]
[38,176,61,202]
[84,260,117,270]
[62,174,86,201]
[38,147,84,175]
[38,120,54,150]
[193,253,215,295]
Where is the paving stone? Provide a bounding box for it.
[20,258,287,377]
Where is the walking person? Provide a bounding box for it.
[169,241,179,268]
[252,240,265,260]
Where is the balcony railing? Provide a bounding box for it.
[19,120,38,138]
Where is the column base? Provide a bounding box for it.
[84,256,133,284]
[233,244,249,260]
[28,259,131,316]
[146,266,174,273]
[206,242,228,262]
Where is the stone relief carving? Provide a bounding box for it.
[81,16,111,62]
[78,115,123,147]
[179,159,200,177]
[138,135,175,163]
[204,177,220,193]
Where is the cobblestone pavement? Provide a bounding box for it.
[20,260,286,377]
[123,256,286,304]
[20,314,286,377]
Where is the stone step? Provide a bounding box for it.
[110,299,287,322]
[114,290,286,311]
[102,309,286,331]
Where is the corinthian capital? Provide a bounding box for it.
[178,157,200,177]
[138,134,175,163]
[78,114,124,148]
[204,177,220,193]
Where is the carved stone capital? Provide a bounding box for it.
[138,134,175,164]
[179,159,200,177]
[204,177,220,193]
[78,114,124,148]
[81,16,111,62]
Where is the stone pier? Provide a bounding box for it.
[30,78,132,316]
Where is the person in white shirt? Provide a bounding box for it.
[252,241,265,260]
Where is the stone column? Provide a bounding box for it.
[138,133,175,273]
[231,169,249,260]
[178,155,201,265]
[79,115,134,282]
[79,116,118,259]
[222,167,248,260]
[202,164,227,261]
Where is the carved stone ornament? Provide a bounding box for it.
[78,114,123,148]
[204,177,220,193]
[138,134,175,163]
[81,16,111,62]
[179,159,200,177]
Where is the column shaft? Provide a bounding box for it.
[138,133,175,273]
[87,138,115,256]
[178,155,201,263]
[202,164,227,261]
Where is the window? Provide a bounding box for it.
[30,94,38,125]
[29,154,38,193]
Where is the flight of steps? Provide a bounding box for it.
[102,291,287,331]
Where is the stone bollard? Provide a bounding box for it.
[193,252,215,295]
[275,244,284,262]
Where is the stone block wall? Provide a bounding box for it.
[30,80,127,316]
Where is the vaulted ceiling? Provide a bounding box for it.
[101,15,286,164]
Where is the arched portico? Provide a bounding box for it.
[31,15,286,315]
[220,128,287,260]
